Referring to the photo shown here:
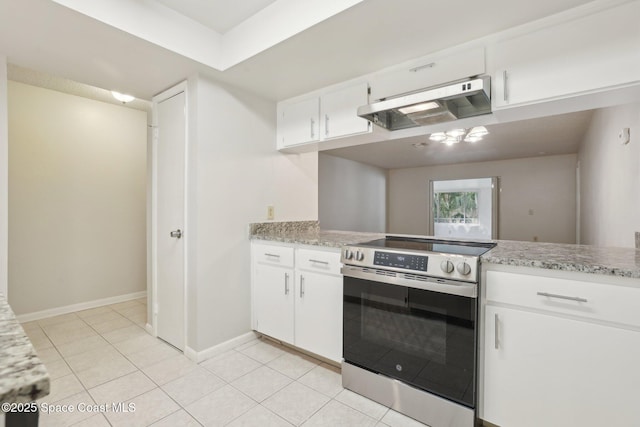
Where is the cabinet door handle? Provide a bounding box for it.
[537,292,587,303]
[502,70,509,102]
[494,313,499,350]
[309,259,329,265]
[264,253,280,258]
[409,62,435,73]
[325,114,329,137]
[284,273,289,295]
[300,275,305,298]
[310,118,315,139]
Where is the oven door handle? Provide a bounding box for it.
[341,266,477,298]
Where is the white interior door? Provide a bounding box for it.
[156,90,186,350]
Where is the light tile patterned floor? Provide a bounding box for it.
[11,298,429,427]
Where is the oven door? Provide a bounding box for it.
[343,274,477,408]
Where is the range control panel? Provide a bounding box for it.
[341,246,479,283]
[374,251,428,272]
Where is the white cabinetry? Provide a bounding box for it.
[489,1,640,108]
[277,82,370,150]
[251,242,343,363]
[369,47,485,101]
[252,244,294,343]
[278,97,320,148]
[482,270,640,427]
[320,82,370,140]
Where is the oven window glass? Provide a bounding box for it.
[343,276,476,407]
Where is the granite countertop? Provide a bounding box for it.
[482,240,640,279]
[249,220,384,248]
[0,294,50,403]
[250,221,640,279]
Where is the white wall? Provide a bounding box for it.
[388,154,577,243]
[578,102,640,248]
[0,56,7,297]
[318,153,386,233]
[186,75,318,352]
[8,82,147,315]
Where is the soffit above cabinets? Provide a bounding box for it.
[2,0,599,100]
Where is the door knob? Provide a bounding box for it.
[170,229,182,239]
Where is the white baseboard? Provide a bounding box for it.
[16,291,147,323]
[184,331,259,363]
[145,323,154,335]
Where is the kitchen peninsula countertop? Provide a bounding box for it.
[0,294,50,404]
[482,239,640,279]
[249,221,640,279]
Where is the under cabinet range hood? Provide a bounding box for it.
[358,76,491,131]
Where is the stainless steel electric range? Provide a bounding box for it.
[340,236,496,427]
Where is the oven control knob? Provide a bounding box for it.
[457,262,472,275]
[344,249,353,260]
[440,260,454,273]
[355,251,365,261]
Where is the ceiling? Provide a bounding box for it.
[0,0,597,101]
[153,0,277,34]
[323,110,595,169]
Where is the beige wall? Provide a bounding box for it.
[0,57,7,296]
[184,75,318,352]
[8,81,147,315]
[318,153,386,232]
[388,154,578,243]
[578,102,640,248]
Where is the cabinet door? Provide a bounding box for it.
[294,271,343,363]
[253,264,294,344]
[278,97,320,147]
[490,1,640,108]
[320,82,370,140]
[483,305,640,427]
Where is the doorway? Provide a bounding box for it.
[152,83,187,350]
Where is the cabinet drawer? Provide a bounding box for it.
[486,271,640,327]
[296,248,342,276]
[370,47,485,101]
[252,243,294,268]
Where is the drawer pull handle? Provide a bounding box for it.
[264,253,281,258]
[537,292,587,303]
[284,273,290,295]
[309,259,329,265]
[494,313,499,350]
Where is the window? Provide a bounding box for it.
[429,178,498,240]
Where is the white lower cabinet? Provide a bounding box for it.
[294,270,342,363]
[253,263,294,344]
[483,270,640,427]
[252,242,343,363]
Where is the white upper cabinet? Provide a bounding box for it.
[278,97,320,148]
[369,47,486,101]
[489,1,640,108]
[320,82,370,140]
[277,82,371,150]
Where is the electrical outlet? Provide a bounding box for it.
[267,205,274,220]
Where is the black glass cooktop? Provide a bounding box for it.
[359,236,496,257]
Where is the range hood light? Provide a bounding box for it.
[398,101,440,115]
[429,132,447,142]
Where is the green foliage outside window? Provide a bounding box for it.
[433,191,478,223]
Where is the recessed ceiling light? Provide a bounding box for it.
[111,91,135,103]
